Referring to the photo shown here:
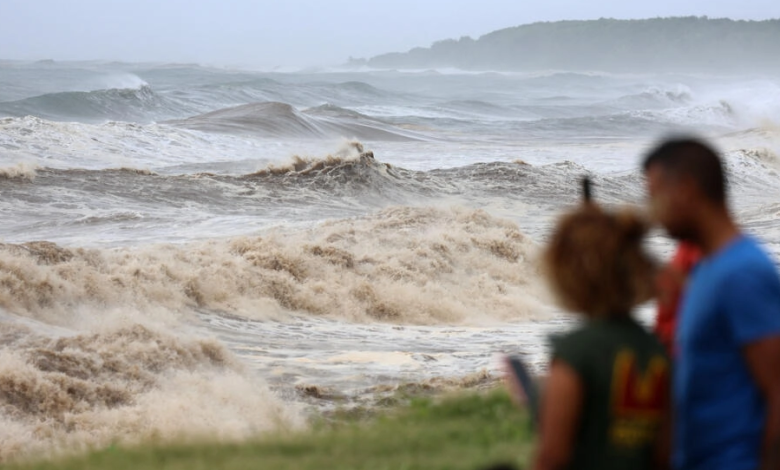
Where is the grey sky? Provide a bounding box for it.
[1,0,779,68]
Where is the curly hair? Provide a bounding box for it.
[543,204,657,318]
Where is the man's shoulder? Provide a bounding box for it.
[731,236,772,259]
[719,237,777,278]
[696,237,780,319]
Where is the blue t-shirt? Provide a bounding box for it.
[674,236,780,470]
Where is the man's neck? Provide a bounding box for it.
[695,206,740,256]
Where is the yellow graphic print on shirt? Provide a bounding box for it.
[609,350,669,447]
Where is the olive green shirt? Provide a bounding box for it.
[551,317,670,470]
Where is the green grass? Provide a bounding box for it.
[3,389,535,470]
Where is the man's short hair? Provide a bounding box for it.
[642,138,727,204]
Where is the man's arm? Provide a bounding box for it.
[743,336,780,470]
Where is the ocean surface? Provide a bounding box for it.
[1,60,780,460]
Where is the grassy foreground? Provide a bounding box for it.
[3,390,534,470]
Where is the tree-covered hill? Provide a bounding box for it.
[356,17,780,73]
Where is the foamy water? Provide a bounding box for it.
[1,60,780,462]
[0,320,301,462]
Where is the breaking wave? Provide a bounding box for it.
[0,163,37,181]
[167,101,428,141]
[604,86,693,109]
[0,85,192,123]
[0,321,301,462]
[0,206,547,326]
[502,101,738,138]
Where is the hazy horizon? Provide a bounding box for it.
[1,0,780,69]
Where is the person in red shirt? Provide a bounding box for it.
[654,242,701,355]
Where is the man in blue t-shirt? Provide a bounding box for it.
[643,138,780,470]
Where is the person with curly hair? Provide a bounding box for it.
[531,202,671,470]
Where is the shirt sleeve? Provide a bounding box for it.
[551,333,592,381]
[723,263,780,345]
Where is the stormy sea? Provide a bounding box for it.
[1,59,779,460]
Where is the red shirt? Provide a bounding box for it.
[655,242,701,355]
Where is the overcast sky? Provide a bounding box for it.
[1,0,779,68]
